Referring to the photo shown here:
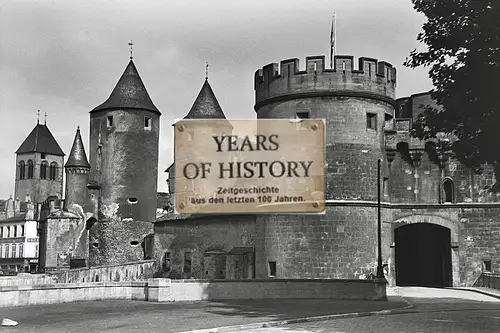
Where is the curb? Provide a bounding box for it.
[178,300,414,333]
[447,287,500,301]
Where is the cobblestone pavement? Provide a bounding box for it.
[243,287,500,333]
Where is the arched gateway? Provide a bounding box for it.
[394,222,453,287]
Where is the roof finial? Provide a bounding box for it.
[128,40,134,60]
[205,62,209,80]
[44,112,47,125]
[37,110,40,124]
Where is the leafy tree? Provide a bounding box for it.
[404,0,500,182]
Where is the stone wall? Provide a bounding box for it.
[154,215,256,279]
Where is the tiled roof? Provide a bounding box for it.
[65,127,90,168]
[183,79,228,120]
[91,60,160,114]
[16,123,65,156]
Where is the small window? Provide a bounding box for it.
[19,161,25,180]
[164,251,171,271]
[41,153,46,159]
[40,161,48,180]
[35,244,38,257]
[383,177,389,197]
[107,115,114,127]
[443,178,454,203]
[11,244,16,258]
[268,261,277,277]
[27,160,34,179]
[49,162,57,180]
[483,260,492,272]
[127,197,138,204]
[183,251,192,274]
[367,113,377,131]
[144,117,151,129]
[297,112,309,119]
[21,225,25,237]
[18,243,23,257]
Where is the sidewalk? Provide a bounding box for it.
[0,294,409,333]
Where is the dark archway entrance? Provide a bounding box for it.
[395,223,452,287]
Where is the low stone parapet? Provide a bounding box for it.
[0,278,386,308]
[0,273,57,287]
[148,278,387,302]
[0,282,147,308]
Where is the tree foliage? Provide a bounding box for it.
[404,0,500,179]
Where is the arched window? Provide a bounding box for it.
[27,160,34,179]
[19,161,25,180]
[49,162,58,180]
[443,178,454,203]
[40,161,48,179]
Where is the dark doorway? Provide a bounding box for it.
[395,223,452,287]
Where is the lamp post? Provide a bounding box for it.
[376,159,386,280]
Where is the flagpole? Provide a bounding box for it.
[330,12,336,69]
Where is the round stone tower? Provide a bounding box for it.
[88,59,160,266]
[253,55,396,279]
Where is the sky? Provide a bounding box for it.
[0,0,433,199]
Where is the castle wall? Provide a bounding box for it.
[15,153,64,204]
[154,215,255,279]
[41,213,88,271]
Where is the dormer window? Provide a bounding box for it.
[297,112,309,119]
[144,117,151,130]
[107,115,114,128]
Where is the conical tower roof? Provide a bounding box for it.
[91,59,160,114]
[183,79,228,119]
[16,122,65,156]
[65,127,90,168]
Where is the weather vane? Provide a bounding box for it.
[128,40,134,60]
[37,110,40,124]
[205,62,209,80]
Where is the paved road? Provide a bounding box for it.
[244,287,500,333]
[0,297,406,333]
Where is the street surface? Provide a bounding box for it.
[244,287,500,333]
[0,287,499,332]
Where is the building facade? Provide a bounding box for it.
[0,198,39,273]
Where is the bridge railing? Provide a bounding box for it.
[473,272,500,291]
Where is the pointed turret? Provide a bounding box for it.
[64,127,90,213]
[183,79,228,119]
[91,60,160,115]
[65,127,90,169]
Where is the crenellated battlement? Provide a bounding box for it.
[254,55,396,110]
